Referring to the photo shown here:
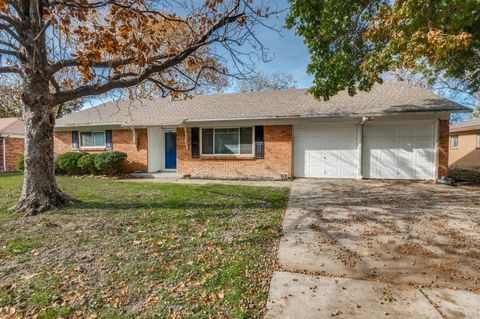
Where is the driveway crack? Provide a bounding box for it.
[419,288,447,319]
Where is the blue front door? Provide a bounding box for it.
[165,131,177,169]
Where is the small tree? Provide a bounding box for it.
[0,0,275,215]
[236,72,298,92]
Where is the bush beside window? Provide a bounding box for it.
[57,152,85,175]
[55,151,127,176]
[94,151,127,175]
[77,154,97,174]
[15,151,127,176]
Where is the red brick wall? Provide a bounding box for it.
[0,138,3,172]
[0,137,24,172]
[53,129,148,173]
[112,129,148,173]
[177,125,293,179]
[54,131,71,154]
[437,119,449,178]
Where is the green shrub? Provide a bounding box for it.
[77,154,96,174]
[449,167,480,184]
[15,154,24,172]
[94,151,127,175]
[57,152,85,175]
[54,154,64,175]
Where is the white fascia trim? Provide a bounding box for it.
[54,123,126,131]
[183,111,460,125]
[0,133,24,138]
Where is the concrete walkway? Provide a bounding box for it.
[266,179,480,318]
[120,174,292,188]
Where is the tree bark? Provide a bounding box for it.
[11,1,77,216]
[14,102,74,216]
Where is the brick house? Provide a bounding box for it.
[54,83,468,180]
[0,118,25,173]
[449,119,480,170]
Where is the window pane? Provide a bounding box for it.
[80,132,92,147]
[202,128,214,154]
[451,136,458,147]
[215,128,239,154]
[240,127,253,154]
[93,132,105,146]
[477,134,480,148]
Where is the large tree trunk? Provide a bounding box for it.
[10,0,76,216]
[14,103,74,216]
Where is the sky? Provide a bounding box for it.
[232,0,313,89]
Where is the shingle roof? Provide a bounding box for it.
[0,118,24,136]
[56,82,468,128]
[450,119,480,133]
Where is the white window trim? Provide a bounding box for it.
[451,135,459,149]
[200,127,254,157]
[79,131,107,149]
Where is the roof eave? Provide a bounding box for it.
[0,133,24,138]
[450,126,480,133]
[184,109,467,125]
[54,122,126,131]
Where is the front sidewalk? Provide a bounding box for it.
[120,174,292,188]
[266,179,480,318]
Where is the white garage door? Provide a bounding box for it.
[363,123,436,179]
[294,125,358,178]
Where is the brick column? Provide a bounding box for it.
[437,119,449,178]
[0,137,4,172]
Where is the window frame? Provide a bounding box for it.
[79,131,107,149]
[200,127,255,157]
[450,135,459,149]
[477,133,480,149]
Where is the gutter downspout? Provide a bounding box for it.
[130,127,138,151]
[2,137,6,173]
[358,117,372,179]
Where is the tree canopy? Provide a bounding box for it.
[286,0,480,100]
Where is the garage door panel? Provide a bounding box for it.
[363,123,436,179]
[294,125,358,178]
[415,124,434,136]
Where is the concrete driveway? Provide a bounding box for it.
[267,179,480,318]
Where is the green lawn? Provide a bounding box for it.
[0,173,289,319]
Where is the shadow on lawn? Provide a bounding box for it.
[68,187,288,212]
[73,199,286,211]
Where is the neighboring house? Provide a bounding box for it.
[0,118,25,172]
[54,83,468,180]
[449,119,480,170]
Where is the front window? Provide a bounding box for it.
[477,133,480,148]
[451,135,459,149]
[201,127,253,155]
[80,131,106,148]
